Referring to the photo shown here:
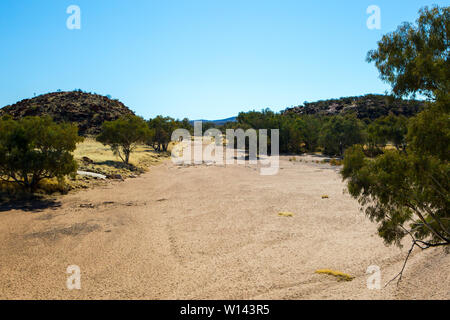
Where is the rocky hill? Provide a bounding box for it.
[0,91,135,135]
[283,94,426,119]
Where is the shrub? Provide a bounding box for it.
[97,115,151,164]
[147,116,176,152]
[329,158,343,166]
[0,116,83,193]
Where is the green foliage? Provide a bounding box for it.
[288,115,322,153]
[407,100,450,161]
[220,108,409,159]
[180,118,193,133]
[0,116,83,192]
[366,114,408,155]
[147,116,192,152]
[342,143,449,247]
[231,109,324,154]
[97,115,150,164]
[320,115,365,157]
[343,5,450,250]
[227,109,367,157]
[367,6,449,100]
[329,158,343,166]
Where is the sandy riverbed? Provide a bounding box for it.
[0,156,448,299]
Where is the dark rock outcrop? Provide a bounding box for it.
[0,91,135,135]
[283,94,426,120]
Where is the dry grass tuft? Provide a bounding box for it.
[315,269,355,281]
[278,211,294,217]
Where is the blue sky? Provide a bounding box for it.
[0,0,447,120]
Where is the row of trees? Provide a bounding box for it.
[1,106,385,194]
[0,114,190,194]
[0,89,414,195]
[96,104,413,164]
[0,113,194,193]
[0,103,406,194]
[96,115,193,164]
[218,108,409,158]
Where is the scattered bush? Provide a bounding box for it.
[0,116,83,193]
[148,116,192,152]
[329,159,342,166]
[97,115,151,164]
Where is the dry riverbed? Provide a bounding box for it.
[0,156,448,299]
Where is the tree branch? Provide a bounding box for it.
[384,240,416,287]
[405,203,450,243]
[385,229,449,287]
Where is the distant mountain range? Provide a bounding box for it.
[190,117,237,125]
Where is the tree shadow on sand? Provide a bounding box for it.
[0,195,61,213]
